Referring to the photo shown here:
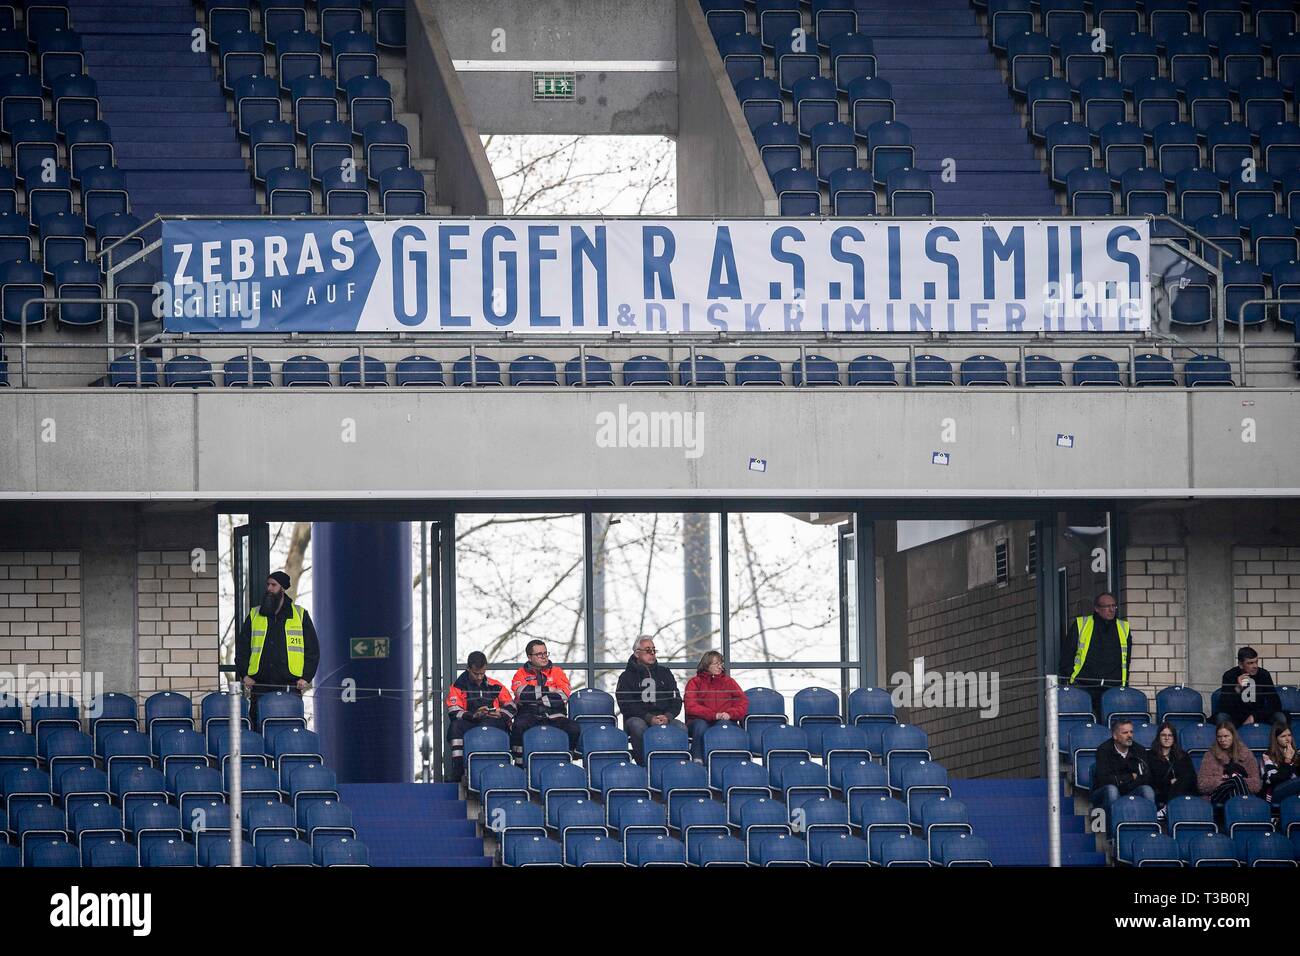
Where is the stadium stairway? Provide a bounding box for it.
[68,0,259,220]
[337,783,493,867]
[949,778,1106,866]
[859,0,1060,216]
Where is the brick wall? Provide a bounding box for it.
[903,575,1040,778]
[1232,546,1300,685]
[0,551,83,698]
[137,549,220,711]
[1121,545,1188,695]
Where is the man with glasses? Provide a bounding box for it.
[1061,591,1133,721]
[509,640,582,758]
[616,635,685,765]
[445,650,514,783]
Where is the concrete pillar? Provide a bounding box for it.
[80,506,139,698]
[1184,503,1238,694]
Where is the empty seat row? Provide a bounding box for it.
[91,350,1243,388]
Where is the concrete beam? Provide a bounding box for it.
[675,0,777,215]
[2,388,1299,501]
[407,0,504,214]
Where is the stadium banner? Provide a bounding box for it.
[158,218,1150,334]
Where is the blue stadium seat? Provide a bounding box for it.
[379,166,426,215]
[263,0,308,40]
[906,354,953,386]
[346,75,395,136]
[754,121,802,179]
[792,75,838,138]
[756,0,801,50]
[235,74,281,137]
[87,839,137,868]
[1185,832,1240,867]
[219,29,266,92]
[886,167,933,215]
[332,30,379,90]
[771,31,817,93]
[736,77,783,133]
[1046,121,1094,186]
[339,354,387,387]
[1121,167,1168,216]
[1248,213,1298,274]
[677,353,727,386]
[1067,166,1115,215]
[1079,77,1125,132]
[1239,77,1289,135]
[508,353,558,386]
[989,0,1033,52]
[621,353,672,386]
[810,121,857,184]
[1113,31,1159,90]
[702,723,752,789]
[1133,77,1180,133]
[1057,32,1103,92]
[773,166,820,216]
[321,166,368,214]
[282,354,330,387]
[722,32,759,88]
[690,832,747,866]
[736,353,783,385]
[372,0,407,49]
[392,354,442,387]
[1007,32,1053,95]
[848,76,895,133]
[307,118,353,182]
[248,120,296,182]
[1183,354,1233,386]
[828,32,875,93]
[319,837,370,866]
[1223,260,1267,326]
[1133,352,1177,387]
[828,167,875,216]
[1099,122,1147,181]
[0,260,45,329]
[1239,830,1296,867]
[1070,353,1122,386]
[274,29,323,91]
[53,260,103,327]
[452,353,502,387]
[1130,832,1183,866]
[164,354,215,388]
[1166,33,1213,88]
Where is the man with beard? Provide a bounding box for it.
[236,571,320,727]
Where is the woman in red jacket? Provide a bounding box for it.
[684,650,749,761]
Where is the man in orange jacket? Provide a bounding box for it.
[445,650,514,783]
[509,640,582,758]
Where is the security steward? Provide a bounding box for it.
[236,571,320,727]
[1060,591,1133,721]
[445,650,515,783]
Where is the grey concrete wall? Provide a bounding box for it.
[407,0,504,214]
[676,0,777,215]
[0,503,219,697]
[428,0,676,134]
[1,388,1299,499]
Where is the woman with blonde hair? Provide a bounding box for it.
[684,650,748,761]
[1196,720,1261,808]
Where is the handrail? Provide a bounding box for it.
[18,298,141,388]
[1234,298,1297,387]
[92,213,164,265]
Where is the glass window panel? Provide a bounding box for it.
[591,513,721,667]
[727,513,843,666]
[455,513,586,667]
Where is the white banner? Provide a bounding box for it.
[160,218,1151,334]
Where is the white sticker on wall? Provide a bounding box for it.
[1056,434,1075,448]
[931,452,950,466]
[748,457,767,473]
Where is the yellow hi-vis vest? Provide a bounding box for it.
[1070,615,1130,685]
[248,604,305,678]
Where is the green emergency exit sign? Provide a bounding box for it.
[350,637,390,659]
[533,72,576,100]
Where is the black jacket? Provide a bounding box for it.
[1093,739,1152,795]
[1218,665,1281,725]
[615,655,683,724]
[1148,749,1197,803]
[235,596,320,684]
[1061,613,1127,684]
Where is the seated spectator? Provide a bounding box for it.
[1197,720,1262,808]
[1146,721,1197,815]
[615,635,685,765]
[1262,723,1300,806]
[1092,718,1155,808]
[509,640,582,758]
[444,650,514,783]
[1216,646,1286,727]
[684,650,749,761]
